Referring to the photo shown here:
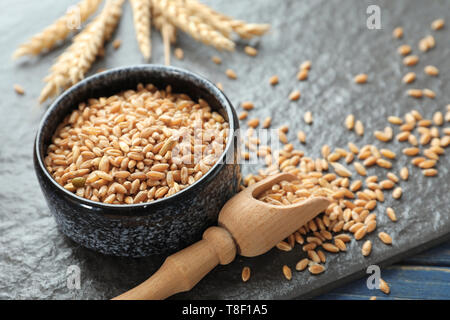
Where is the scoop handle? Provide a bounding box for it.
[113,226,236,300]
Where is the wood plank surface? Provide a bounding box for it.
[317,242,450,300]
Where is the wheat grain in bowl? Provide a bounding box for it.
[44,83,229,204]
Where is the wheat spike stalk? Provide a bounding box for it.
[152,1,176,44]
[39,0,124,103]
[161,23,174,65]
[152,0,235,51]
[152,0,176,65]
[181,0,270,39]
[13,0,103,59]
[152,0,176,43]
[130,0,152,60]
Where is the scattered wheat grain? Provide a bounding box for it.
[269,75,279,85]
[174,47,184,60]
[282,265,292,280]
[392,187,402,199]
[423,168,438,177]
[309,264,325,275]
[297,69,308,81]
[244,45,258,56]
[378,232,392,245]
[362,240,372,256]
[212,56,222,64]
[300,60,311,70]
[379,278,390,294]
[402,72,416,84]
[241,266,251,282]
[297,130,306,143]
[295,258,309,271]
[431,18,445,30]
[225,69,237,79]
[289,90,301,101]
[355,120,364,136]
[397,44,411,56]
[304,111,313,124]
[262,117,272,128]
[423,88,435,99]
[247,118,259,128]
[354,73,368,84]
[393,27,403,38]
[239,111,248,120]
[424,65,439,76]
[13,84,25,95]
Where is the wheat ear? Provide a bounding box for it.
[152,0,235,51]
[39,0,124,103]
[181,0,270,39]
[130,0,151,60]
[69,0,123,83]
[228,21,270,39]
[180,0,232,37]
[13,0,103,59]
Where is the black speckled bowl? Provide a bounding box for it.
[33,65,240,257]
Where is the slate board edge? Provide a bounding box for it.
[296,231,450,300]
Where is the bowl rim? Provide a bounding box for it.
[34,64,238,212]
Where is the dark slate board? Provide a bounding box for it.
[0,0,449,300]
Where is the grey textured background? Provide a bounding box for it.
[0,0,449,299]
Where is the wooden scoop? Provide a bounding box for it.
[114,172,330,300]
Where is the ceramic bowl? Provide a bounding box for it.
[33,65,240,257]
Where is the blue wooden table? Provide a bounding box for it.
[316,242,450,300]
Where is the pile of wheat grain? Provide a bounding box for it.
[44,83,229,204]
